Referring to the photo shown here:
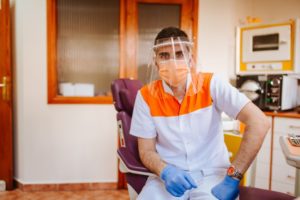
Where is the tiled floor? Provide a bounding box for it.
[0,189,130,200]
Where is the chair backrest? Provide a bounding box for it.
[111,79,142,115]
[111,79,150,197]
[111,79,143,157]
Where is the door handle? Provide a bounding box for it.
[0,76,9,101]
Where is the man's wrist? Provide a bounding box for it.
[227,165,243,180]
[159,163,168,178]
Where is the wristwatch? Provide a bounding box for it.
[227,165,243,180]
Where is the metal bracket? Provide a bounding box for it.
[0,76,9,101]
[117,120,126,147]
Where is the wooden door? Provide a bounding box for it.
[0,0,13,190]
[118,0,198,188]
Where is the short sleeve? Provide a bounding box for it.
[210,74,250,119]
[130,91,157,138]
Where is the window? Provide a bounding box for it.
[48,0,121,104]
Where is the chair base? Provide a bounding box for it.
[127,184,138,200]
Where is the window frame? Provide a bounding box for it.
[47,0,126,104]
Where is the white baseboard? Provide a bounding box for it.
[0,180,6,191]
[14,179,117,192]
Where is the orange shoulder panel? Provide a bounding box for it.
[140,73,213,117]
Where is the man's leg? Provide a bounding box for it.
[137,176,188,200]
[189,169,239,200]
[189,173,222,200]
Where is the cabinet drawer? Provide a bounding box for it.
[273,132,286,150]
[273,149,289,167]
[274,117,300,134]
[262,130,272,149]
[272,164,296,185]
[255,162,270,180]
[271,181,295,196]
[256,130,271,163]
[254,177,269,190]
[256,147,271,164]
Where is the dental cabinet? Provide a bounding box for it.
[253,113,300,196]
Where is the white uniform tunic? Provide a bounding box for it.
[130,73,250,199]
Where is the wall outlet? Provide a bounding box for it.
[0,180,6,191]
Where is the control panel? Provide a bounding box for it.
[265,75,282,110]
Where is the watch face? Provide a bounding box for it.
[227,166,235,176]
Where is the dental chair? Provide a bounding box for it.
[111,78,296,200]
[111,79,154,199]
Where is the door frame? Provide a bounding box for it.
[0,0,13,190]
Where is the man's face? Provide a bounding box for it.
[155,44,186,67]
[154,44,191,88]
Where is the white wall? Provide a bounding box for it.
[11,0,118,184]
[10,0,300,184]
[252,0,300,22]
[197,0,254,80]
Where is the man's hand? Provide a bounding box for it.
[211,175,240,200]
[160,165,197,197]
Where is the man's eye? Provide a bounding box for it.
[176,51,184,59]
[159,53,170,60]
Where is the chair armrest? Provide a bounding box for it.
[239,186,295,200]
[117,147,155,176]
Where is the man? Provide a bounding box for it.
[130,27,270,200]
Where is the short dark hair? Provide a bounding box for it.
[154,27,189,44]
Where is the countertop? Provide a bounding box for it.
[264,111,300,119]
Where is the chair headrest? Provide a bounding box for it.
[111,79,143,115]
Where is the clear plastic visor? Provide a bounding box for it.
[146,37,200,98]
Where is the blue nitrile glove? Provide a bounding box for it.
[160,165,198,197]
[211,175,240,200]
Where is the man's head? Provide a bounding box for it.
[153,27,193,89]
[154,27,189,44]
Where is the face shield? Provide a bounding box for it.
[146,36,200,97]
